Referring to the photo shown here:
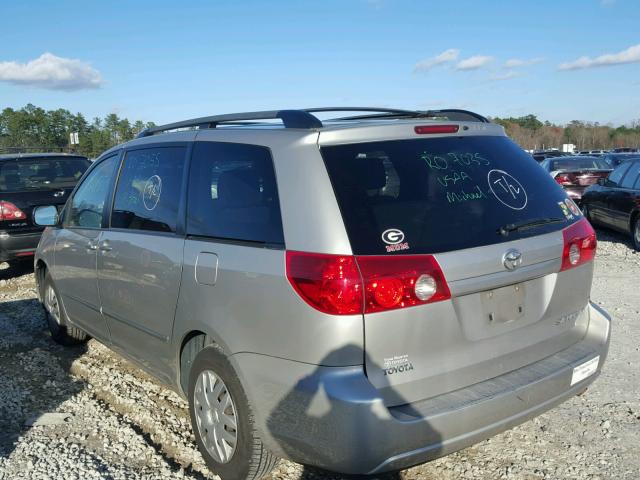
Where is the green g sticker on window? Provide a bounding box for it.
[565,198,581,217]
[558,201,574,220]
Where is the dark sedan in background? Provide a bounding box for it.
[0,153,90,263]
[539,155,612,205]
[531,149,568,163]
[582,159,640,251]
[601,152,640,168]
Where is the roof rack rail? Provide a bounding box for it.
[327,108,489,123]
[136,109,323,138]
[136,107,490,138]
[303,107,426,116]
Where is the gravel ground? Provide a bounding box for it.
[0,228,638,480]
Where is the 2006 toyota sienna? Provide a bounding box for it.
[33,107,610,480]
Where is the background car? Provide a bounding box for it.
[539,155,612,205]
[531,149,568,163]
[601,152,640,168]
[0,153,90,264]
[582,159,640,250]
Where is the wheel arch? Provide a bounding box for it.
[630,208,640,231]
[34,258,48,301]
[177,330,219,396]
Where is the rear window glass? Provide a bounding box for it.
[607,162,631,186]
[321,136,581,255]
[550,158,609,170]
[620,161,640,189]
[607,155,640,167]
[0,156,89,192]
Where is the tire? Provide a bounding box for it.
[42,272,88,345]
[188,345,278,480]
[632,217,640,252]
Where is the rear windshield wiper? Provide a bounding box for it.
[498,217,565,236]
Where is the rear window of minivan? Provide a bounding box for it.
[321,135,579,255]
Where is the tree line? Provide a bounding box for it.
[1,104,639,157]
[493,114,640,151]
[0,104,155,159]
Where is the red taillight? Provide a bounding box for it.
[286,251,363,315]
[561,218,597,271]
[286,251,451,315]
[554,173,573,185]
[414,125,460,135]
[357,255,451,313]
[0,201,26,221]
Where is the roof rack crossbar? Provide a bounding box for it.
[137,109,323,138]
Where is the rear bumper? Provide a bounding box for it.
[234,302,610,474]
[0,230,42,262]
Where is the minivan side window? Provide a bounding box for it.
[65,155,119,229]
[111,146,186,233]
[607,162,631,187]
[186,142,284,245]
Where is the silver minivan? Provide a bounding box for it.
[33,108,610,480]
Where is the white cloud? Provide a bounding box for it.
[414,49,460,72]
[558,44,640,70]
[490,70,521,81]
[601,0,615,6]
[0,52,103,91]
[455,55,494,71]
[504,57,544,68]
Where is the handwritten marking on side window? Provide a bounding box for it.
[142,175,162,211]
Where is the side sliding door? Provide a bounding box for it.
[97,143,189,381]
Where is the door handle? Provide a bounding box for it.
[86,241,98,251]
[99,241,112,252]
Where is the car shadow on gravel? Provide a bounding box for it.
[594,227,636,251]
[0,259,34,281]
[0,297,88,460]
[267,345,442,480]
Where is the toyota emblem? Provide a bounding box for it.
[503,249,523,271]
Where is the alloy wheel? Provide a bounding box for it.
[45,285,61,325]
[193,369,238,464]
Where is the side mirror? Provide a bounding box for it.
[33,205,59,226]
[597,177,606,186]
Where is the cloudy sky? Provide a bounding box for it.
[0,0,638,125]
